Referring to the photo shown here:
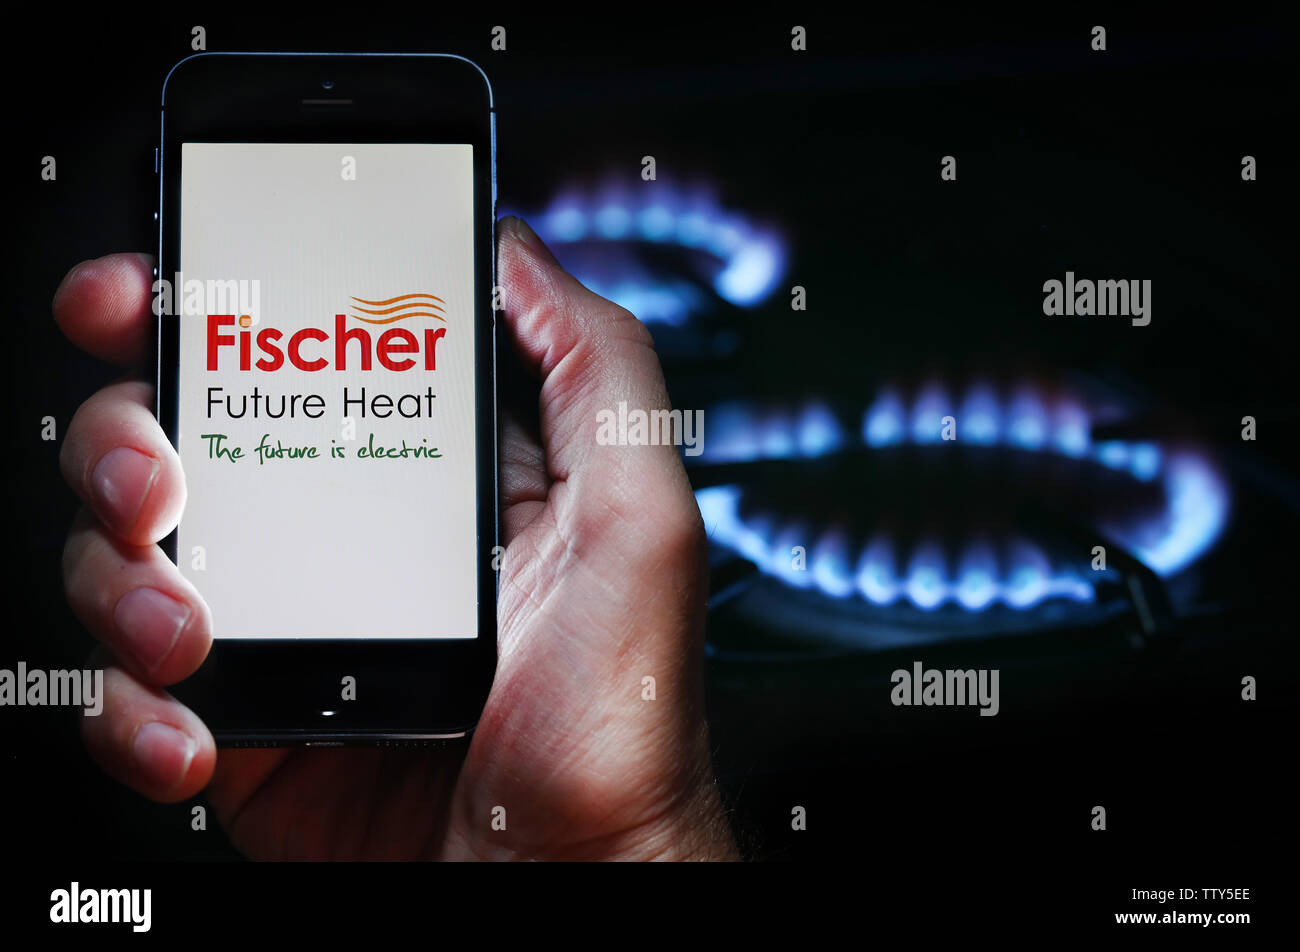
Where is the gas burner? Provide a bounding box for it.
[693,377,1229,640]
[499,175,786,326]
[699,482,1098,613]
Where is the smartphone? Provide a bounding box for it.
[156,53,498,744]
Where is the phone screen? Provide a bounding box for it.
[175,142,478,640]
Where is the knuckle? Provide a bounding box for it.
[613,306,655,349]
[656,502,707,565]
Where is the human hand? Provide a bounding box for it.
[54,217,736,860]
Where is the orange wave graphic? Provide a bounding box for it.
[348,293,447,325]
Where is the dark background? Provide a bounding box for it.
[3,0,1295,912]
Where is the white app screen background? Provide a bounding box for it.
[178,143,478,638]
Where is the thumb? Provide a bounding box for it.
[496,216,700,537]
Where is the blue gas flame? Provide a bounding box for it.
[501,180,786,324]
[1103,451,1229,576]
[696,381,1230,611]
[706,399,847,463]
[701,382,1177,484]
[698,485,1097,612]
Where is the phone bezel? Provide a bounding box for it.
[157,52,498,743]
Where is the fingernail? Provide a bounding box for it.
[511,216,544,248]
[508,217,560,267]
[133,722,196,791]
[114,587,191,672]
[91,447,159,531]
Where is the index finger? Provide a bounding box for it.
[53,253,155,366]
